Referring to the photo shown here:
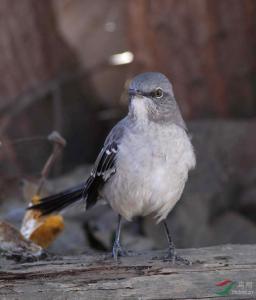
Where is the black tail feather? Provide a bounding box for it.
[28,183,85,215]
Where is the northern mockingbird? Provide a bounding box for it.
[29,72,196,263]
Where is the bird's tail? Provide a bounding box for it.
[28,183,85,215]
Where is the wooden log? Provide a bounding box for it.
[0,244,255,299]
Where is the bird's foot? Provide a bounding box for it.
[112,240,127,261]
[163,247,191,265]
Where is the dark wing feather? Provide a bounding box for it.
[83,117,127,208]
[83,141,118,209]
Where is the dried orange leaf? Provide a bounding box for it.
[21,193,64,248]
[29,215,64,248]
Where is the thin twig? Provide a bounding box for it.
[36,131,66,195]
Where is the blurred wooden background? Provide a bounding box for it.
[1,0,255,118]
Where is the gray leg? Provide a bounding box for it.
[163,221,191,265]
[112,215,126,260]
[163,221,176,259]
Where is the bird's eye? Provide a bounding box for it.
[154,88,163,99]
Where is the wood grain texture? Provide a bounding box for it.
[0,244,255,299]
[0,0,75,110]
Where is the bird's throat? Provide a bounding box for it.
[129,97,149,127]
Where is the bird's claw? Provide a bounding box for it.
[164,247,191,265]
[112,241,127,260]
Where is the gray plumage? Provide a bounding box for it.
[99,72,195,222]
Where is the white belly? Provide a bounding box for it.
[101,124,195,223]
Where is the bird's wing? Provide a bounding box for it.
[83,118,126,209]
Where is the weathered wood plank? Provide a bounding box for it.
[0,244,255,299]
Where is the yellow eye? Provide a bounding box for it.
[155,88,163,98]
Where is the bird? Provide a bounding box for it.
[28,72,196,263]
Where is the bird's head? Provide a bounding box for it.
[128,72,186,128]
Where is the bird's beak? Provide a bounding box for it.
[128,89,143,98]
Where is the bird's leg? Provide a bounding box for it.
[163,221,191,265]
[112,215,127,260]
[163,221,176,260]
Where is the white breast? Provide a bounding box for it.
[102,123,196,223]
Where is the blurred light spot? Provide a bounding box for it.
[109,51,134,66]
[105,21,116,32]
